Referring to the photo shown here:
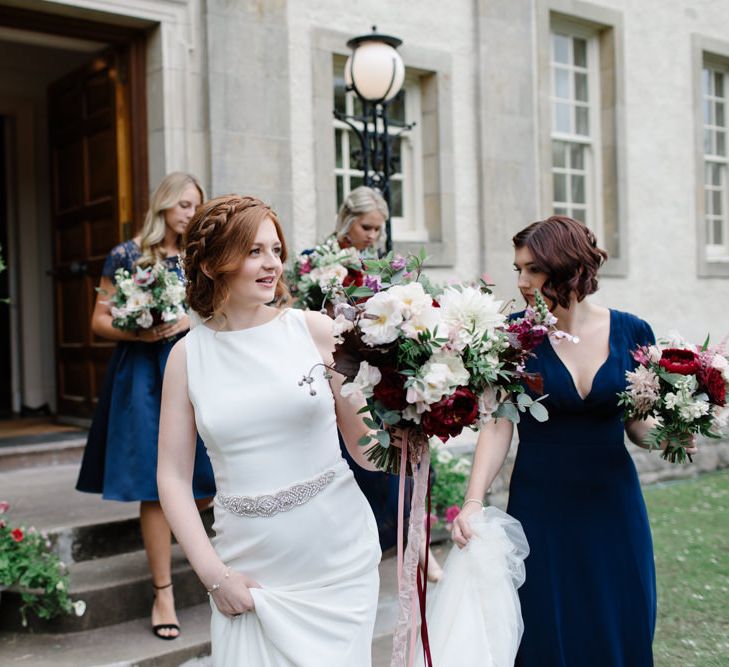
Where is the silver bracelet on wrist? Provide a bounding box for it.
[206,567,231,595]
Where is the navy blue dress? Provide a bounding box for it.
[508,309,656,667]
[76,240,215,502]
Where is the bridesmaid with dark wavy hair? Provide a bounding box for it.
[452,216,697,666]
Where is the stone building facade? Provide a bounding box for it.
[1,0,729,418]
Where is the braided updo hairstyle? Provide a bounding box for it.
[512,215,608,309]
[183,195,289,319]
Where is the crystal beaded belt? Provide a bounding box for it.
[215,467,337,518]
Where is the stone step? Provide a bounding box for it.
[0,601,212,667]
[0,545,207,633]
[0,435,86,471]
[0,463,213,564]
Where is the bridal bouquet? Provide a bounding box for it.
[618,333,729,463]
[287,237,377,310]
[105,264,186,331]
[331,252,552,474]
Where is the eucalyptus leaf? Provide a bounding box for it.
[495,401,520,423]
[516,393,533,408]
[376,430,391,448]
[528,401,549,422]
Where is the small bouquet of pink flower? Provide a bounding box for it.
[286,237,376,311]
[104,264,186,331]
[330,251,554,474]
[618,333,729,463]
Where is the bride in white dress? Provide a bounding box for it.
[157,195,382,666]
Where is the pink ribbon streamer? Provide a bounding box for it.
[391,446,430,667]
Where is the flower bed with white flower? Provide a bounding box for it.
[286,236,376,311]
[0,501,85,625]
[618,333,729,463]
[331,251,556,473]
[105,264,186,331]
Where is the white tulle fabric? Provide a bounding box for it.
[416,507,529,667]
[185,309,381,666]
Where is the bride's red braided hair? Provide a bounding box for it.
[183,195,290,319]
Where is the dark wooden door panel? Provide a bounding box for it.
[49,49,133,419]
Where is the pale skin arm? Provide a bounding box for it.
[92,275,190,343]
[451,417,514,548]
[625,416,698,454]
[157,340,260,616]
[303,310,381,472]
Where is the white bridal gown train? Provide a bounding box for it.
[417,507,529,667]
[185,309,381,666]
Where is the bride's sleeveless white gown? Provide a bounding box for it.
[185,308,382,666]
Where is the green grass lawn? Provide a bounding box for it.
[646,469,729,667]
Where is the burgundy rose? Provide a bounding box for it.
[421,387,479,442]
[699,366,726,407]
[508,320,547,352]
[11,528,24,543]
[343,269,364,288]
[659,348,700,375]
[373,368,408,411]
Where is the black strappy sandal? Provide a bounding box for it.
[151,582,180,640]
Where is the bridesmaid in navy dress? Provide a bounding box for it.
[76,172,215,639]
[452,216,697,666]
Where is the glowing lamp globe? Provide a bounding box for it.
[344,31,405,102]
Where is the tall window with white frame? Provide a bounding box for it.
[703,64,729,261]
[550,29,600,228]
[333,63,426,242]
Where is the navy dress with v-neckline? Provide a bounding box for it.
[508,308,656,667]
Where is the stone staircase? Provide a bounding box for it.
[0,437,412,666]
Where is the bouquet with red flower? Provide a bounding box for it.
[331,250,555,473]
[285,236,375,310]
[618,332,729,463]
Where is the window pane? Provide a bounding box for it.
[714,218,724,245]
[571,174,585,203]
[714,163,724,186]
[553,173,567,202]
[706,189,713,214]
[554,207,568,216]
[704,99,713,125]
[336,176,344,209]
[554,68,570,99]
[335,130,343,168]
[351,175,364,191]
[552,33,570,64]
[570,143,585,170]
[713,189,723,214]
[705,129,714,154]
[554,102,571,133]
[715,71,724,97]
[352,94,364,117]
[706,162,722,186]
[388,90,406,123]
[572,207,587,224]
[575,106,589,135]
[390,136,402,174]
[334,77,347,114]
[574,72,588,102]
[552,140,567,168]
[390,179,403,218]
[716,102,725,128]
[573,38,587,67]
[717,130,726,156]
[349,134,362,170]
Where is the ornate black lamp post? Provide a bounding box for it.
[334,27,414,252]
